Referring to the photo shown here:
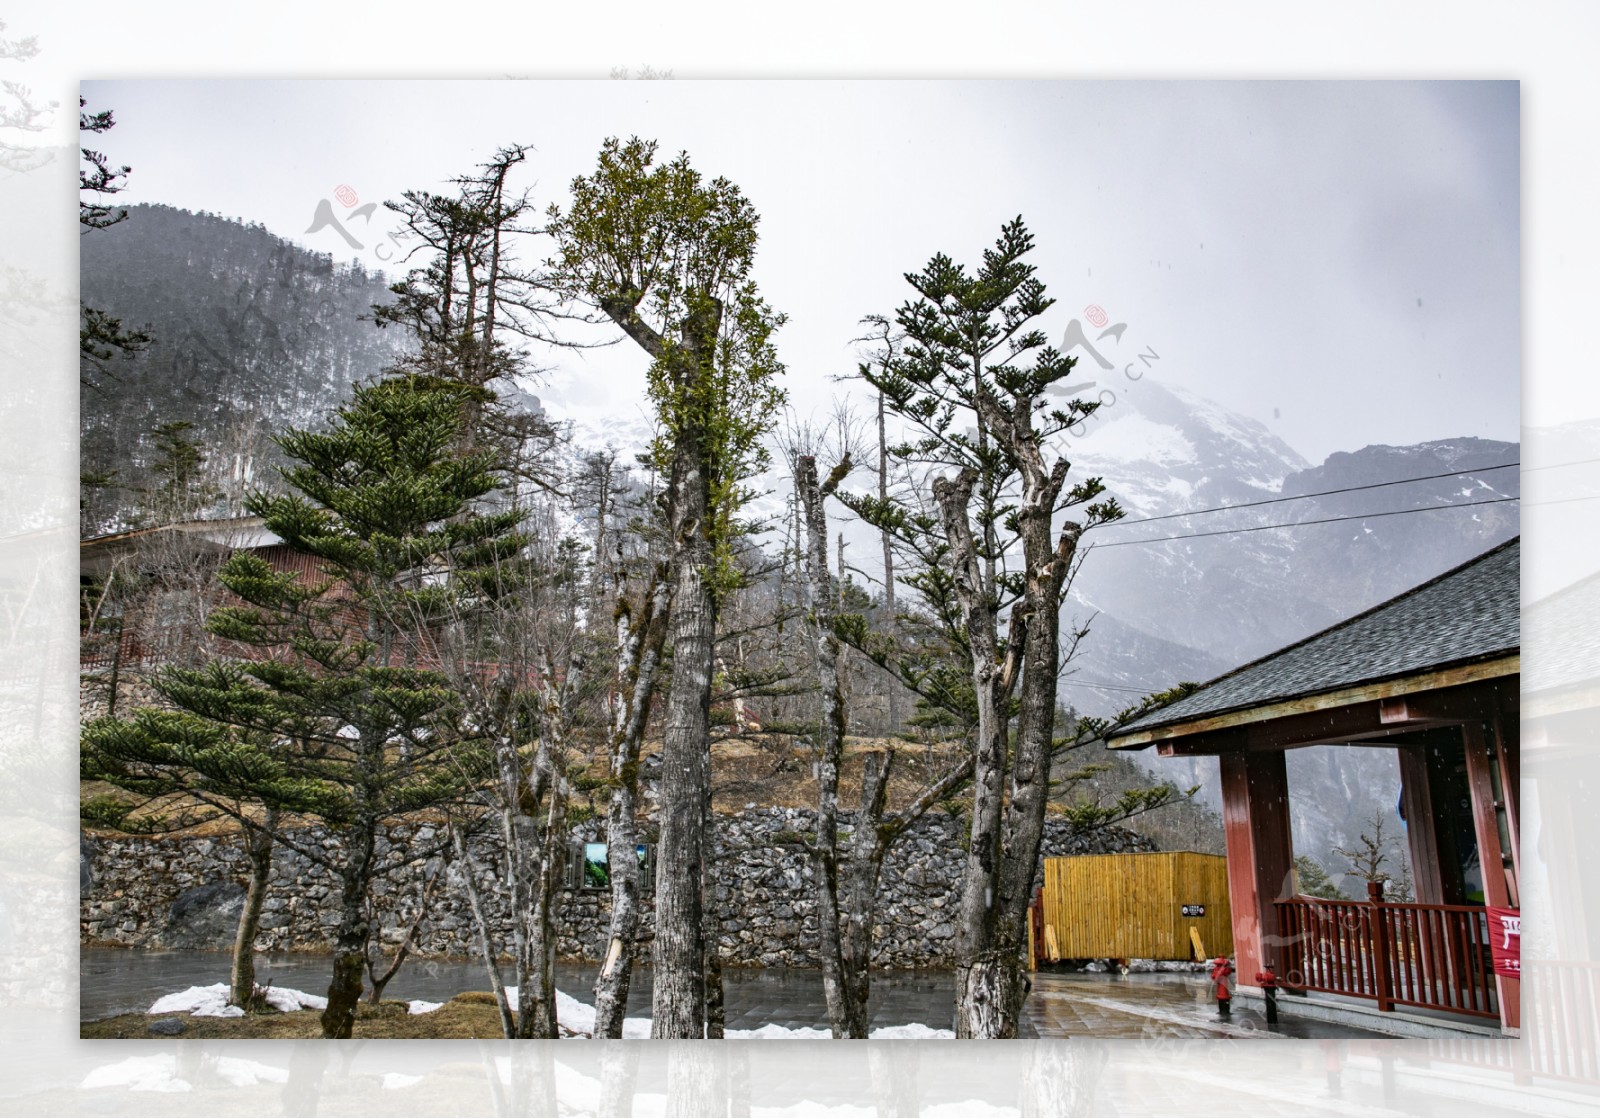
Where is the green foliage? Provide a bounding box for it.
[140,420,218,523]
[841,217,1124,593]
[1050,782,1197,837]
[81,374,522,840]
[550,136,787,599]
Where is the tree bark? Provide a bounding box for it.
[652,423,716,1039]
[933,466,1015,1038]
[320,815,377,1039]
[947,389,1082,1038]
[798,454,854,1037]
[877,388,900,735]
[229,807,276,1009]
[452,823,516,1038]
[595,571,671,1038]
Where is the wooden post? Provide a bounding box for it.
[1220,750,1294,990]
[1463,720,1520,1032]
[1397,744,1446,905]
[1368,879,1394,1012]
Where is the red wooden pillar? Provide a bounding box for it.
[1463,719,1520,1032]
[1220,749,1295,992]
[1397,744,1446,905]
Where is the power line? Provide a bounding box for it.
[1060,678,1166,695]
[1101,462,1519,529]
[1522,454,1600,472]
[1089,496,1518,549]
[1525,491,1600,509]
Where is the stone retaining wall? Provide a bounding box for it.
[80,808,1154,969]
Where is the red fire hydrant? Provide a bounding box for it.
[1255,967,1280,1025]
[1210,956,1234,1017]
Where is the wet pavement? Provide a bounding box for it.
[1022,970,1389,1039]
[80,948,1386,1038]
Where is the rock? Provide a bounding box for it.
[161,881,246,950]
[79,834,97,893]
[148,1017,186,1036]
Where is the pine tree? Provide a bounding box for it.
[83,374,522,1037]
[844,219,1124,1037]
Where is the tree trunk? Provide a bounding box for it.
[949,389,1082,1038]
[934,466,1016,1039]
[320,818,376,1039]
[452,824,515,1038]
[652,442,715,1039]
[229,808,276,1009]
[798,454,855,1038]
[594,573,669,1038]
[598,1043,640,1117]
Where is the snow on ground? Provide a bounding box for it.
[80,1054,289,1093]
[147,982,326,1018]
[504,985,954,1038]
[140,981,954,1040]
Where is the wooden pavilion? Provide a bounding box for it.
[1108,538,1520,1033]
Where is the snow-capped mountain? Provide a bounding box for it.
[1054,378,1518,717]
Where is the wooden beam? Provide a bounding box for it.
[1110,655,1519,750]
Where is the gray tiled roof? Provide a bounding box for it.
[1113,538,1520,737]
[1525,561,1600,696]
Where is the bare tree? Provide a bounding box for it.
[427,503,593,1038]
[785,416,975,1038]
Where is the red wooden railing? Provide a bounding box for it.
[1274,896,1498,1019]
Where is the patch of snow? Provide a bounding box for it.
[383,1073,424,1090]
[868,1023,956,1039]
[80,1054,288,1093]
[1073,414,1196,465]
[506,987,956,1040]
[407,999,443,1015]
[147,982,325,1018]
[728,1023,835,1039]
[80,1056,192,1093]
[147,985,243,1018]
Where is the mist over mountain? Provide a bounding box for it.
[1061,379,1518,715]
[79,204,406,532]
[1051,377,1518,876]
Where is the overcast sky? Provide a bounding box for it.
[82,79,1519,464]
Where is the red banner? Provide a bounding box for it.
[1487,906,1521,978]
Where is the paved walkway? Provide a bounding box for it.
[1023,970,1390,1039]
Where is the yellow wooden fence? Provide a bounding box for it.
[1036,851,1232,962]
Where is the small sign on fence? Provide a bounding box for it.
[1180,904,1206,917]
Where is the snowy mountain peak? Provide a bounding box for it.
[1062,376,1308,518]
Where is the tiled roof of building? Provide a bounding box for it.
[1114,538,1520,736]
[1525,560,1600,696]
